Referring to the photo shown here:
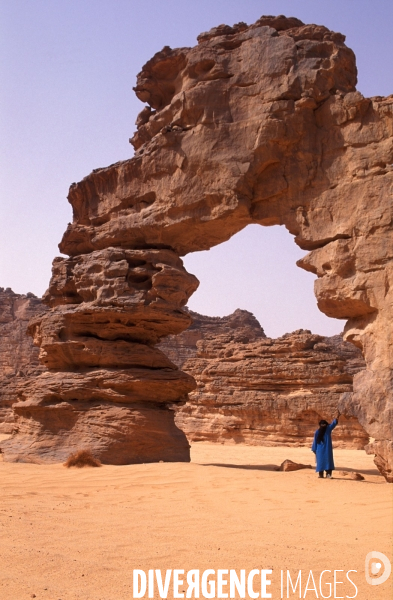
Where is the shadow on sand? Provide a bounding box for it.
[200,463,382,478]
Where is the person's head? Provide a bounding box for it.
[317,420,329,443]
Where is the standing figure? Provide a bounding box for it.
[312,413,340,478]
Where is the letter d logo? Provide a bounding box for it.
[365,551,391,585]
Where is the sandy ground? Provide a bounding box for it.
[0,441,391,600]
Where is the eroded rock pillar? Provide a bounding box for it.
[2,248,199,464]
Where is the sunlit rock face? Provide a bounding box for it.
[0,296,368,456]
[159,311,368,449]
[3,16,392,477]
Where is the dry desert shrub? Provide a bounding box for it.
[64,449,102,468]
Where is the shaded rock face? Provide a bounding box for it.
[159,312,368,448]
[4,16,392,478]
[0,288,48,433]
[1,251,198,464]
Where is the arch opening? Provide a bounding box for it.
[183,224,343,339]
[161,223,369,452]
[158,225,370,452]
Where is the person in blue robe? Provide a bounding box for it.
[312,413,340,478]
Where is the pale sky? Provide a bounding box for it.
[1,1,392,337]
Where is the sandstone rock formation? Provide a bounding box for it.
[0,288,48,433]
[159,311,368,448]
[3,16,392,478]
[0,295,368,453]
[1,252,198,464]
[158,308,266,367]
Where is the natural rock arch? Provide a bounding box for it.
[2,16,392,480]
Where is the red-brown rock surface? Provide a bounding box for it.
[3,16,392,477]
[277,460,313,472]
[158,308,266,367]
[159,311,368,448]
[0,288,48,433]
[1,251,198,464]
[1,296,368,455]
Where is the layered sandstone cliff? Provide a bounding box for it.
[0,288,48,433]
[3,16,392,478]
[159,310,368,448]
[1,253,198,464]
[0,295,367,449]
[158,308,266,366]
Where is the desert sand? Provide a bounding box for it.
[0,440,391,600]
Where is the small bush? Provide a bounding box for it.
[64,449,102,468]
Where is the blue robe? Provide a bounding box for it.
[311,419,338,472]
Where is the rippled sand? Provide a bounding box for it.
[0,442,391,599]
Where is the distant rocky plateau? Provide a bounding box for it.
[1,14,391,480]
[1,288,368,455]
[159,310,368,448]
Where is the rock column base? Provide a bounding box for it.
[1,401,190,465]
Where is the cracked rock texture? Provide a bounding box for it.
[0,296,367,451]
[3,15,392,477]
[159,310,368,448]
[1,252,198,464]
[158,309,266,367]
[0,288,48,433]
